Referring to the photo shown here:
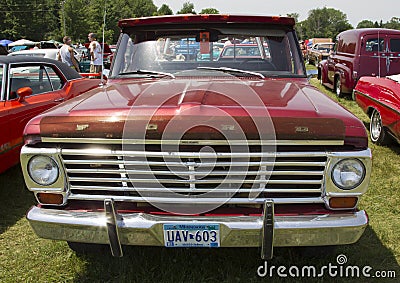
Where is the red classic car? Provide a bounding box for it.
[354,74,400,145]
[20,15,371,259]
[0,56,100,173]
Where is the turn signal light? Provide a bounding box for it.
[37,193,63,205]
[329,197,358,209]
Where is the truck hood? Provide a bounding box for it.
[33,78,367,148]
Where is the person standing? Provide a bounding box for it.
[88,33,102,77]
[57,36,80,71]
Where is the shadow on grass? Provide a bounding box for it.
[0,165,35,234]
[72,226,399,283]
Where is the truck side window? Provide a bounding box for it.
[389,39,400,52]
[365,38,384,52]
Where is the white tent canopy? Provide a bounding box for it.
[8,39,38,47]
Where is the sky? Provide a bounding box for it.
[152,0,399,27]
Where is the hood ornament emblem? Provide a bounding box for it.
[76,124,89,131]
[295,126,309,133]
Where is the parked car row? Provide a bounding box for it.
[6,42,114,73]
[307,42,334,65]
[318,28,400,97]
[315,28,400,146]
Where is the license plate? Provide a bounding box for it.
[163,223,220,248]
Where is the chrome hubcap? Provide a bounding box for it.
[371,111,381,141]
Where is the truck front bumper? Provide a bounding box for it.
[27,201,368,258]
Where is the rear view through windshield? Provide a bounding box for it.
[111,27,305,78]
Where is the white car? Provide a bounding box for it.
[8,48,81,61]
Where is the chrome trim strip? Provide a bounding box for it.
[60,148,328,158]
[42,137,345,146]
[68,176,323,185]
[63,159,326,167]
[354,89,400,116]
[66,168,324,176]
[67,195,324,204]
[69,185,321,193]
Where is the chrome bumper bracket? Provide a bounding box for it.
[104,199,123,257]
[261,199,274,259]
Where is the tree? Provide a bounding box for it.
[199,8,219,14]
[157,4,173,15]
[357,20,375,29]
[383,17,400,30]
[95,0,158,44]
[0,0,60,41]
[301,7,353,40]
[177,2,196,14]
[63,0,90,43]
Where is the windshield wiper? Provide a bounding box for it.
[197,66,265,79]
[118,69,175,79]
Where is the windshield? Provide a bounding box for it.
[111,28,305,78]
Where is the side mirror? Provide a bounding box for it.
[17,87,33,102]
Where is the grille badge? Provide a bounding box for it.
[295,126,309,133]
[76,124,89,131]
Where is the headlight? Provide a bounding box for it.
[332,159,365,190]
[28,155,59,186]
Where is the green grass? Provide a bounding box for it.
[0,74,399,282]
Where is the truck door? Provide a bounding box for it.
[359,34,387,77]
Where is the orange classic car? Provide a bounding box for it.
[0,56,100,173]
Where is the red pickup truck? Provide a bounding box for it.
[20,14,372,259]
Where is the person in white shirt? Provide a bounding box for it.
[57,36,80,71]
[88,33,102,78]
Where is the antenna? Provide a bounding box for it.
[101,0,107,85]
[378,30,381,77]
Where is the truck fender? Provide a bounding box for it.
[317,60,328,83]
[334,63,353,93]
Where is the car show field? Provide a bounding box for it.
[0,77,399,282]
[0,3,399,281]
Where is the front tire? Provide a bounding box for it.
[334,76,343,98]
[370,109,391,145]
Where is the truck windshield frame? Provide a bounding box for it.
[111,27,305,78]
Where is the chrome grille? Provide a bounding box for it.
[56,139,329,204]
